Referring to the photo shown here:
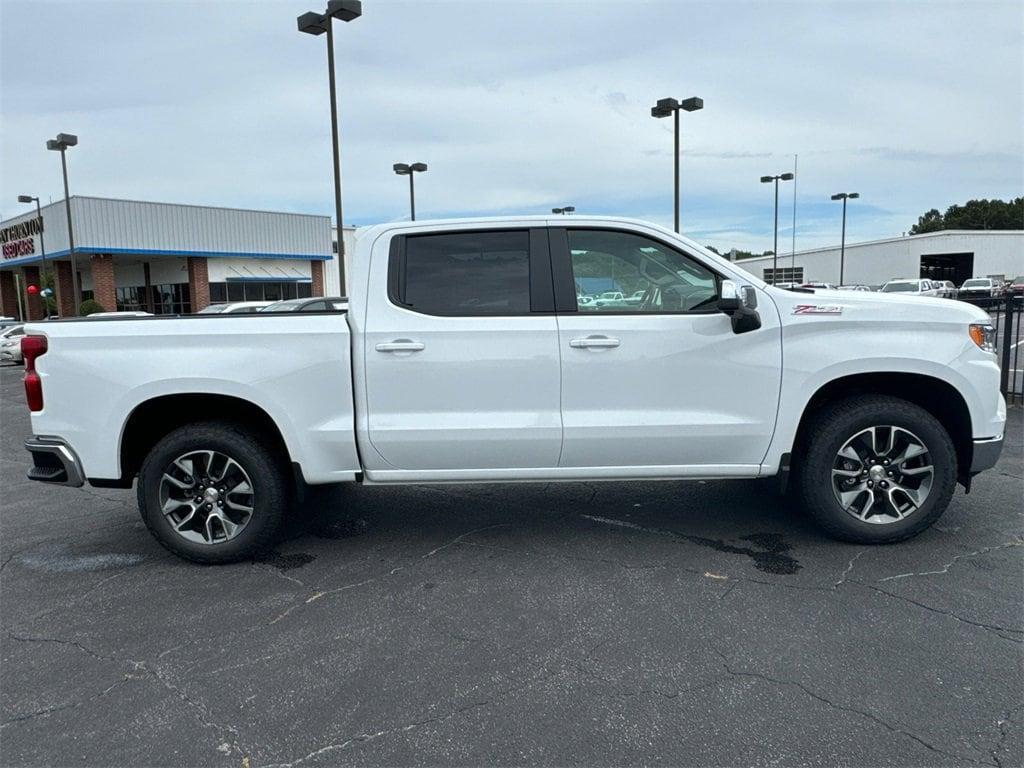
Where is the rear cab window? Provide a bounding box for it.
[388,229,552,316]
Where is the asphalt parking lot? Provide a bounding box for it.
[1,363,1021,768]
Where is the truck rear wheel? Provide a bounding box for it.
[137,420,288,563]
[796,395,957,543]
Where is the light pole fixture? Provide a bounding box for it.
[831,192,859,286]
[650,95,703,233]
[552,206,575,215]
[760,172,795,284]
[46,133,80,315]
[297,0,362,294]
[392,162,427,221]
[16,195,49,318]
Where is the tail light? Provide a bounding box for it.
[21,335,47,412]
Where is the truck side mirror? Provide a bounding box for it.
[718,280,762,334]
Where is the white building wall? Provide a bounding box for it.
[733,230,1024,285]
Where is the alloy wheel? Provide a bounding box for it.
[158,450,255,544]
[831,425,934,524]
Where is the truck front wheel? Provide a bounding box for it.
[796,395,957,543]
[137,421,288,563]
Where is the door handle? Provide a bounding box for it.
[569,336,620,349]
[375,340,425,353]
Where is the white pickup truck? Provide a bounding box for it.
[20,216,1005,563]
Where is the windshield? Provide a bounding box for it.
[1014,276,1024,283]
[962,279,988,288]
[881,282,917,293]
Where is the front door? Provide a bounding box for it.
[552,226,782,472]
[362,227,562,472]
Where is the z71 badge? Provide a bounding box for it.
[792,304,843,315]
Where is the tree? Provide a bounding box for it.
[910,197,1023,234]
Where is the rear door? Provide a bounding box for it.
[551,226,782,471]
[361,227,562,472]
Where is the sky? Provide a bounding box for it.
[1,0,1021,254]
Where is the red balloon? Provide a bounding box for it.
[26,284,39,295]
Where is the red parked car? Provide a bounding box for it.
[1008,275,1024,297]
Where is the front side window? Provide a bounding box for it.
[567,229,718,313]
[396,230,531,316]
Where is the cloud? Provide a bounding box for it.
[1,0,1020,255]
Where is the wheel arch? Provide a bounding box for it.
[113,394,293,487]
[791,372,973,482]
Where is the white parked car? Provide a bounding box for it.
[19,215,1004,563]
[85,311,153,319]
[959,278,997,299]
[261,297,347,312]
[196,301,273,314]
[0,324,25,364]
[837,285,872,292]
[880,279,941,297]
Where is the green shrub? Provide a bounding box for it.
[78,299,107,316]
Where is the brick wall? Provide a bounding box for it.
[54,261,76,318]
[90,254,117,313]
[187,257,209,312]
[311,260,324,297]
[21,266,43,321]
[0,271,19,320]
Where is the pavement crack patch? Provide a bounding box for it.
[834,549,867,588]
[263,701,492,768]
[989,704,1022,768]
[878,539,1024,582]
[136,659,249,762]
[711,649,991,766]
[581,514,802,575]
[421,523,511,559]
[855,582,1023,642]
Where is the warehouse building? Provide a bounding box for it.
[734,229,1024,287]
[0,196,354,320]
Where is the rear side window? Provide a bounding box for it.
[394,230,531,316]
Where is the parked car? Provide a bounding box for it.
[1007,275,1024,298]
[85,311,153,319]
[0,324,25,364]
[800,281,836,290]
[0,316,23,330]
[959,278,998,299]
[20,215,1004,563]
[260,296,348,312]
[837,285,871,292]
[880,279,941,297]
[196,301,273,314]
[932,280,958,299]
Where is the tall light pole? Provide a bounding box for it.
[760,172,795,284]
[392,163,427,221]
[46,133,80,315]
[298,0,361,295]
[16,195,49,318]
[650,96,703,233]
[552,206,575,215]
[831,192,859,286]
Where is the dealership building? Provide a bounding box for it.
[0,196,354,320]
[735,229,1024,287]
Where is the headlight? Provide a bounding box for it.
[969,323,996,354]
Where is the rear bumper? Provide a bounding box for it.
[25,436,85,487]
[970,435,1004,474]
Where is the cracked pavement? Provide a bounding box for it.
[1,365,1022,767]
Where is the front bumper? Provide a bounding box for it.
[25,436,85,487]
[970,435,1004,474]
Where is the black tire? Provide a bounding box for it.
[795,395,957,544]
[137,420,289,563]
